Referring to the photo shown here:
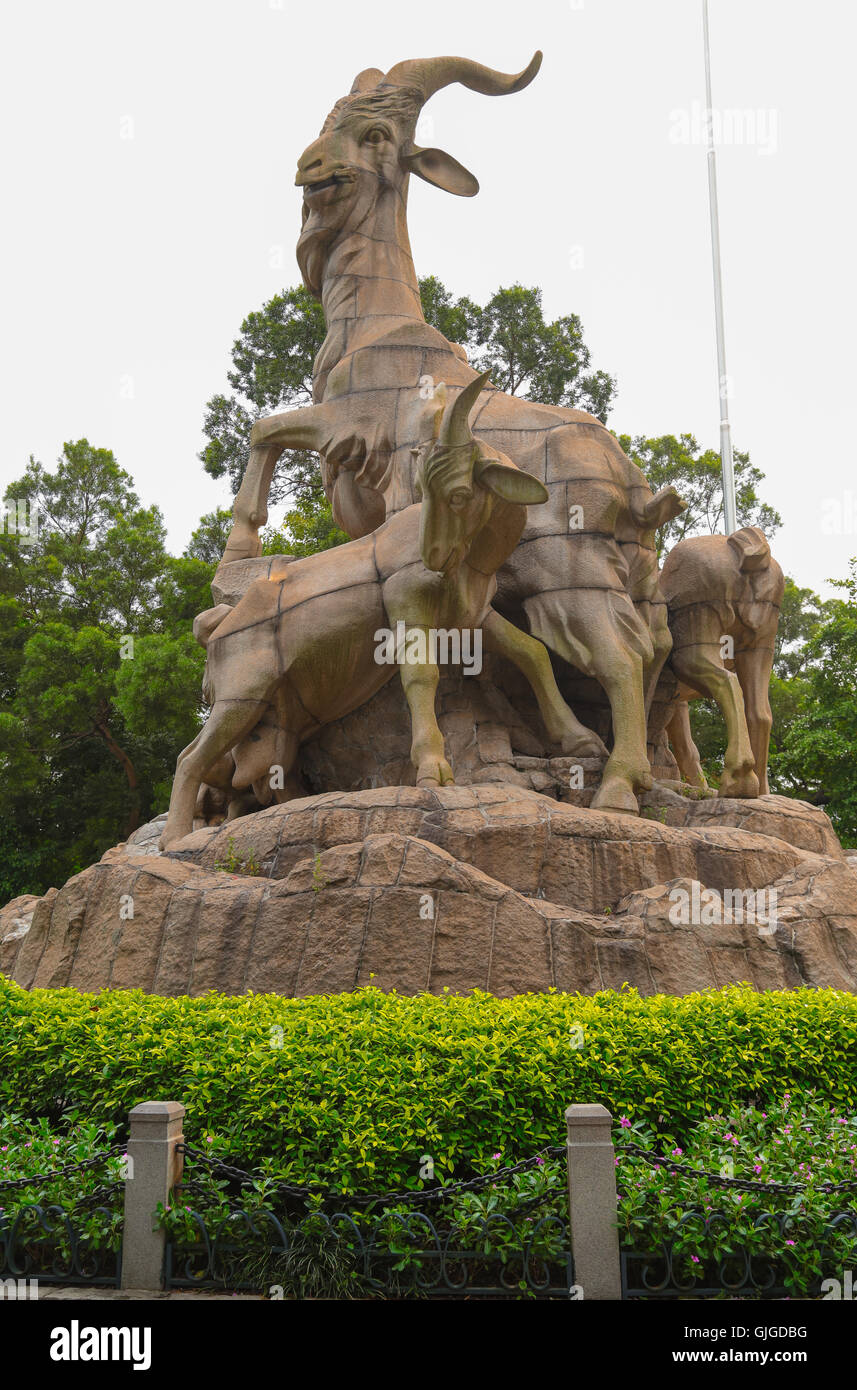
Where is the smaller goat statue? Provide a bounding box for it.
[159,373,606,849]
[661,525,784,798]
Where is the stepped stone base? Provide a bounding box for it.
[2,785,855,999]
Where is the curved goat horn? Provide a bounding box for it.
[438,371,492,448]
[382,51,542,105]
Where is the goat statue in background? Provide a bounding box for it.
[661,526,785,798]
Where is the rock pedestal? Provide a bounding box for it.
[3,784,855,999]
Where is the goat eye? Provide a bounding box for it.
[362,127,387,146]
[449,490,472,511]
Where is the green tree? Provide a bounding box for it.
[200,286,326,503]
[16,624,140,831]
[769,561,857,842]
[2,442,168,630]
[418,274,480,346]
[0,442,216,896]
[185,507,234,566]
[469,284,616,420]
[773,578,833,681]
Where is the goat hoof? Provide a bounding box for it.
[719,767,760,799]
[591,777,639,816]
[416,759,454,787]
[560,728,608,760]
[159,821,191,850]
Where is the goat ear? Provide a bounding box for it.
[402,144,479,197]
[475,460,549,507]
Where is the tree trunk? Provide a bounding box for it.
[96,721,140,837]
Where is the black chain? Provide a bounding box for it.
[616,1140,857,1196]
[72,1181,125,1211]
[177,1143,566,1208]
[0,1146,126,1193]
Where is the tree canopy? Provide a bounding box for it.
[0,442,210,897]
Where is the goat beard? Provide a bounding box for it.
[296,221,336,301]
[297,180,383,300]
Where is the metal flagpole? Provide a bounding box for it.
[702,0,737,535]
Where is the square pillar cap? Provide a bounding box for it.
[129,1101,186,1129]
[565,1103,612,1124]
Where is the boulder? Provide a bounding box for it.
[4,785,855,999]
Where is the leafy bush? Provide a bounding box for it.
[3,979,857,1193]
[0,1113,125,1262]
[618,1090,857,1295]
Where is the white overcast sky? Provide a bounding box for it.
[1,0,855,595]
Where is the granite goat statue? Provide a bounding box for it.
[160,374,606,849]
[662,525,785,798]
[219,50,687,815]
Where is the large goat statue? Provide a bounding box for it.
[159,375,606,849]
[661,526,784,798]
[221,50,687,815]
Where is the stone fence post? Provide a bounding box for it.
[121,1101,185,1291]
[565,1102,622,1300]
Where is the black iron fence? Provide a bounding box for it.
[5,1108,857,1299]
[0,1146,125,1289]
[616,1140,857,1300]
[165,1143,573,1299]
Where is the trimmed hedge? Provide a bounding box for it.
[2,979,856,1192]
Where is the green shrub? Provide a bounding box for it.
[0,1112,125,1259]
[618,1090,857,1295]
[2,979,857,1192]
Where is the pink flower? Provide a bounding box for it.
[619,1117,631,1129]
[691,1255,700,1263]
[492,1152,501,1160]
[786,1240,795,1246]
[671,1148,683,1157]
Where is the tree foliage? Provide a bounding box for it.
[199,286,325,505]
[0,442,210,897]
[769,561,857,843]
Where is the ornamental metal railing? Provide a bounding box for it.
[615,1140,857,1300]
[0,1145,125,1288]
[165,1143,572,1299]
